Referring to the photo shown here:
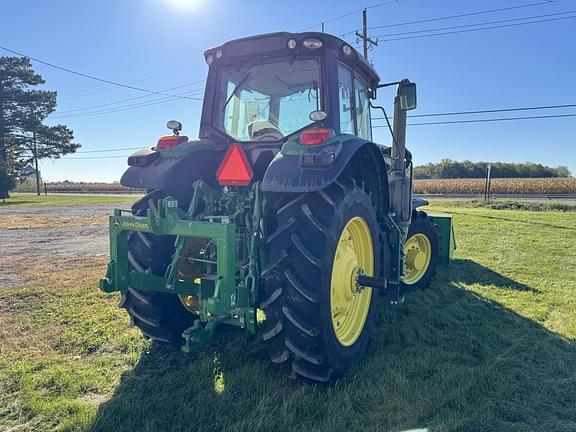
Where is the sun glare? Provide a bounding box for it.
[166,0,203,10]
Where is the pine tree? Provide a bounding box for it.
[0,56,80,198]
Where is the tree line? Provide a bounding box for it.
[0,57,79,200]
[413,159,572,179]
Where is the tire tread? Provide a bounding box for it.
[261,180,380,383]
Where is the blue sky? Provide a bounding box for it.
[1,0,575,181]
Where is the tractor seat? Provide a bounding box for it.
[248,120,284,142]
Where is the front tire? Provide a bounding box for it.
[119,191,196,344]
[261,178,381,383]
[401,210,439,291]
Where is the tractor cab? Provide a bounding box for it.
[199,32,380,146]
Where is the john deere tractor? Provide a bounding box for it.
[100,32,455,383]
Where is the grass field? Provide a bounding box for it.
[1,200,575,431]
[0,193,138,207]
[16,182,142,194]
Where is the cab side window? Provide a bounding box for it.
[337,64,354,135]
[354,78,372,140]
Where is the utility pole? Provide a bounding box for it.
[0,80,8,201]
[484,163,492,202]
[33,131,40,196]
[356,9,378,61]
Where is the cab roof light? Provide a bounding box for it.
[156,135,187,150]
[216,143,254,186]
[299,128,334,145]
[302,38,323,49]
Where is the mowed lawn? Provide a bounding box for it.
[0,199,575,432]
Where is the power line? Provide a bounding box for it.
[52,80,206,116]
[369,1,554,30]
[49,95,187,119]
[55,80,205,114]
[299,0,399,32]
[372,103,576,120]
[373,10,576,38]
[372,113,576,127]
[58,62,205,102]
[57,155,130,160]
[48,93,202,119]
[49,88,205,119]
[65,111,576,159]
[340,1,557,38]
[376,14,576,41]
[75,147,142,154]
[0,45,203,101]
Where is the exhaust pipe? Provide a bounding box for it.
[389,79,416,234]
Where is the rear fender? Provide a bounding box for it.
[261,135,390,216]
[121,141,224,204]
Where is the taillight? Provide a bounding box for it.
[156,135,187,150]
[299,128,334,145]
[216,143,254,186]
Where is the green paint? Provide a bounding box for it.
[429,213,456,265]
[99,181,262,351]
[380,213,404,303]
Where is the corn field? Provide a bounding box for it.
[19,178,576,196]
[43,182,143,193]
[414,177,576,195]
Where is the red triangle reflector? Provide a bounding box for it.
[216,144,254,186]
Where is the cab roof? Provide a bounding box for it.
[204,31,381,87]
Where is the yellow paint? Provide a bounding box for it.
[330,217,373,347]
[403,233,432,284]
[120,220,149,230]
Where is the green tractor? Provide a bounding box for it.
[100,32,454,383]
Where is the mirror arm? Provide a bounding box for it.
[369,101,400,161]
[378,81,402,89]
[371,81,403,98]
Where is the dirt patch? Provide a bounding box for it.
[0,204,120,218]
[0,215,107,230]
[0,204,118,288]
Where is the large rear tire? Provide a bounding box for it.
[119,191,196,344]
[261,178,381,383]
[401,210,439,291]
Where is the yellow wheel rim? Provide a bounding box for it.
[179,294,200,314]
[403,233,432,285]
[330,217,374,347]
[177,239,206,315]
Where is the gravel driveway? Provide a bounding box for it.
[0,205,119,288]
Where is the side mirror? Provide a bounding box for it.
[398,82,417,111]
[167,120,183,136]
